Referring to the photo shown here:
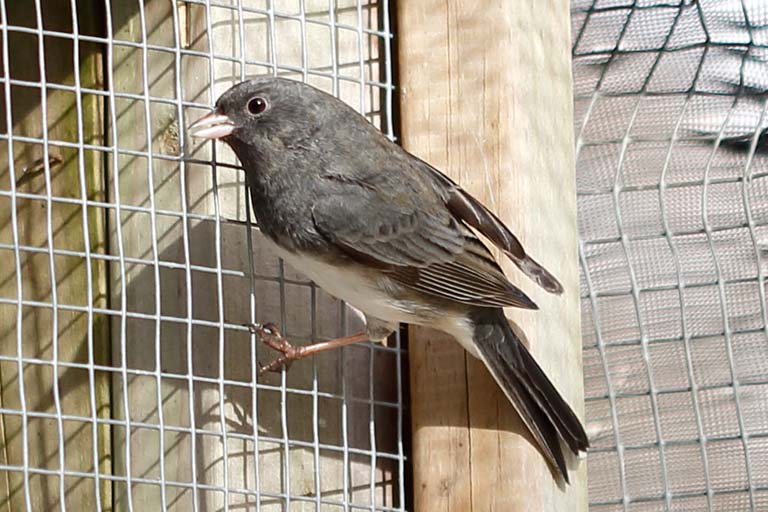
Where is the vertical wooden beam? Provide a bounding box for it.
[107,0,198,508]
[0,1,109,510]
[398,0,586,510]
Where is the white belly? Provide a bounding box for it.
[261,237,480,357]
[262,237,415,325]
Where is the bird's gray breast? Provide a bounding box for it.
[240,157,331,254]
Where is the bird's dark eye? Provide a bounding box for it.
[247,97,268,115]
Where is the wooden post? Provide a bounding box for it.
[398,0,587,510]
[0,1,110,510]
[106,0,202,508]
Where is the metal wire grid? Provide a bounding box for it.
[573,0,768,510]
[0,0,404,511]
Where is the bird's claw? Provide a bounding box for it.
[248,322,301,375]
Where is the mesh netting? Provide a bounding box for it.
[572,1,768,510]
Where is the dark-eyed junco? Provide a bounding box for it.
[189,77,588,482]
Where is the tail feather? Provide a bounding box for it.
[469,308,589,483]
[515,254,564,295]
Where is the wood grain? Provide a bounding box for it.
[397,0,587,510]
[0,1,109,510]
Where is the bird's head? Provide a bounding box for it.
[188,76,339,148]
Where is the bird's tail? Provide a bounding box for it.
[468,307,589,483]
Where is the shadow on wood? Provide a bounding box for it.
[0,1,110,510]
[108,218,401,510]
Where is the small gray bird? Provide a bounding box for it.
[189,77,588,481]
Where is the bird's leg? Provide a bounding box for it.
[249,322,369,375]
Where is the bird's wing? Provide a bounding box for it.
[311,177,537,310]
[421,162,564,295]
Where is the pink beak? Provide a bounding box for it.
[188,111,236,139]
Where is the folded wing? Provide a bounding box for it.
[311,178,538,310]
[422,162,564,294]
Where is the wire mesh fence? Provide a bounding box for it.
[573,1,768,510]
[0,1,404,511]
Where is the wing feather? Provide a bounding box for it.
[311,181,537,310]
[418,161,565,294]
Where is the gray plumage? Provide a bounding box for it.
[189,76,589,482]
